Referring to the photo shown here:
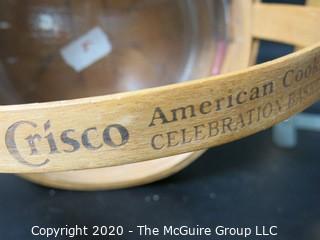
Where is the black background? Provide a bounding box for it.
[1,0,320,239]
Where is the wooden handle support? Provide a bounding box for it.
[252,3,320,46]
[1,3,320,173]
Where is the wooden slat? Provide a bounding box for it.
[252,4,320,47]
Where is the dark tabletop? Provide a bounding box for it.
[1,0,320,239]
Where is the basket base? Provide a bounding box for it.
[20,151,205,190]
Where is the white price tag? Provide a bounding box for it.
[60,27,112,72]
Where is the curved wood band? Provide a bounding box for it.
[1,3,320,173]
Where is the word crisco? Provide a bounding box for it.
[5,120,129,166]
